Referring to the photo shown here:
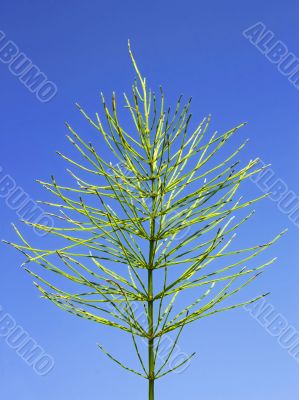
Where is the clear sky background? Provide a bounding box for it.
[1,1,299,399]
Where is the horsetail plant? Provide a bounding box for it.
[6,42,284,400]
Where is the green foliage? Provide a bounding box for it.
[6,42,284,399]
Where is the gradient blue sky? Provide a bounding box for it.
[1,1,299,399]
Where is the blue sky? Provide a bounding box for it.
[1,1,299,399]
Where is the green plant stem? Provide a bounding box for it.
[148,266,154,400]
[148,172,156,400]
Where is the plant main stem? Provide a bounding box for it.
[148,265,154,400]
[148,173,156,400]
